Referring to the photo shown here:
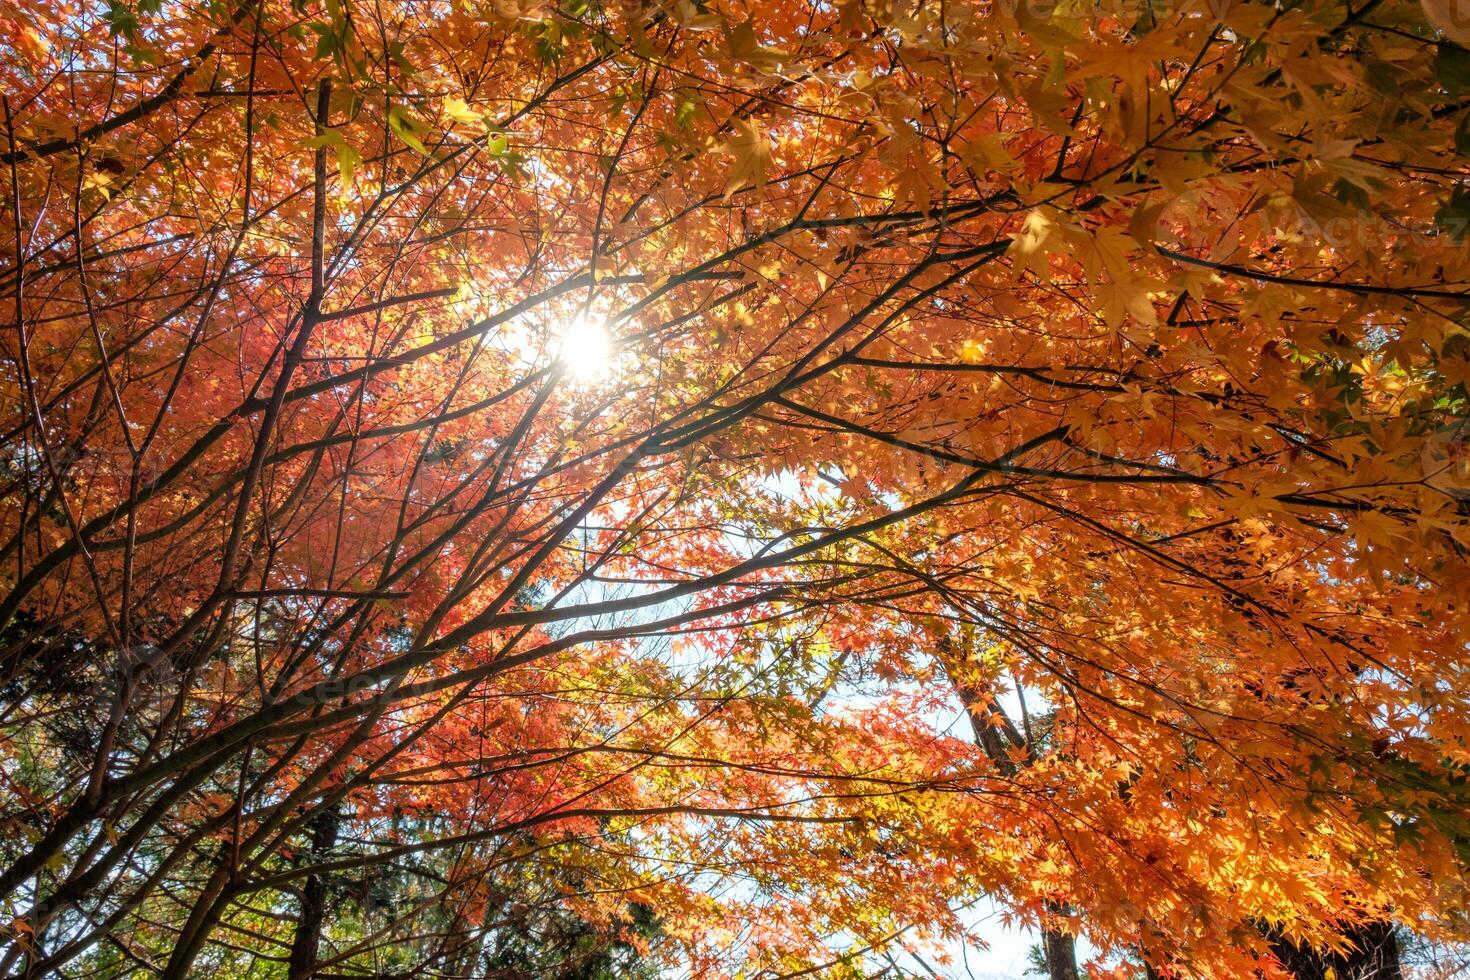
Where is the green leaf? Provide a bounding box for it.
[674,95,698,129]
[104,0,139,39]
[1435,45,1470,94]
[1437,185,1470,242]
[1332,178,1370,213]
[386,40,415,77]
[387,105,429,156]
[304,128,362,184]
[334,143,361,185]
[307,21,338,60]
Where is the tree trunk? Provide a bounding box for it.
[1266,919,1402,980]
[287,807,341,980]
[940,649,1081,980]
[1041,911,1081,980]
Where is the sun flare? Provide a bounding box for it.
[554,314,615,383]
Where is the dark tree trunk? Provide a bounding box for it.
[1041,912,1081,980]
[1267,920,1403,980]
[287,807,341,980]
[933,631,1082,980]
[949,668,1081,980]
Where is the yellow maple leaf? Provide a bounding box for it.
[725,20,787,75]
[719,118,771,200]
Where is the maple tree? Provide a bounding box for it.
[2,0,1470,974]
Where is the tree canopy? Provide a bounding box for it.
[2,0,1470,974]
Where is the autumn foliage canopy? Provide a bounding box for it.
[2,0,1470,973]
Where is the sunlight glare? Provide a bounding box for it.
[554,313,615,383]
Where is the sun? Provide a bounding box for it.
[554,313,615,383]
